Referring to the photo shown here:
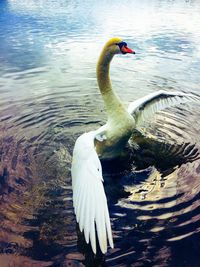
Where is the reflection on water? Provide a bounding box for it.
[0,0,200,266]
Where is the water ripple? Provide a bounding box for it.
[1,0,200,266]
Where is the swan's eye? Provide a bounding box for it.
[117,41,127,49]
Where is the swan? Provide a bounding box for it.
[71,37,195,254]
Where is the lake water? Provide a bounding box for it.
[0,0,200,266]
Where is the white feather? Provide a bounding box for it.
[128,90,197,127]
[71,37,199,255]
[71,130,113,254]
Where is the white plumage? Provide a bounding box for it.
[128,90,196,127]
[71,38,197,254]
[71,131,113,254]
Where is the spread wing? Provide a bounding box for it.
[71,130,113,254]
[128,90,198,127]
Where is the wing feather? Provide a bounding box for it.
[83,189,90,243]
[128,90,198,127]
[71,131,113,254]
[89,189,96,253]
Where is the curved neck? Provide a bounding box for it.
[96,48,124,119]
[95,43,135,158]
[97,48,113,95]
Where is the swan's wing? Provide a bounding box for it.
[128,90,197,127]
[71,130,113,254]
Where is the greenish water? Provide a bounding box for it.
[0,0,200,266]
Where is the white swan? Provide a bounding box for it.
[71,37,195,254]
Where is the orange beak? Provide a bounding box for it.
[121,45,135,54]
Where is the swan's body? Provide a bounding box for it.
[71,38,195,254]
[95,38,135,159]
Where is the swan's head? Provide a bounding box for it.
[104,37,135,55]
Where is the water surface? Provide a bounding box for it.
[0,0,200,266]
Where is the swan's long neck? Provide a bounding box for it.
[96,45,135,159]
[96,48,125,120]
